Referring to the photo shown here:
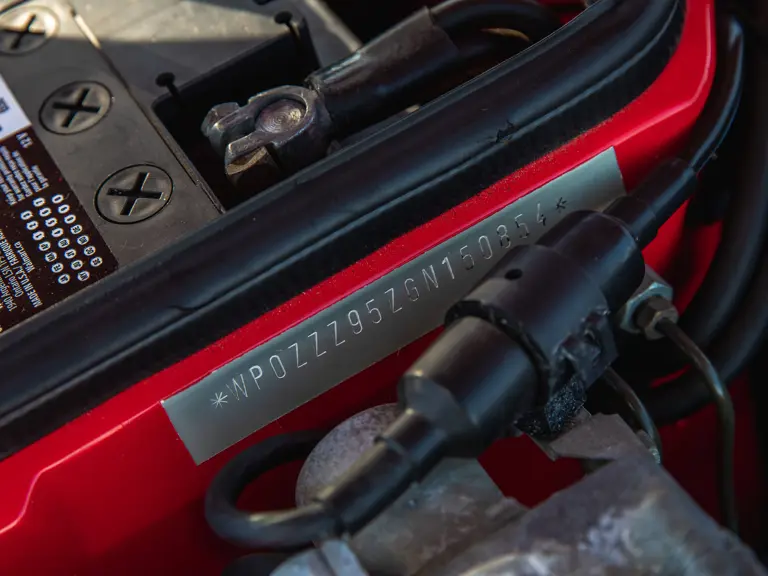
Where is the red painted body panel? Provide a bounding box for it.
[1,2,755,574]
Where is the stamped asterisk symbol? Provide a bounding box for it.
[210,391,229,409]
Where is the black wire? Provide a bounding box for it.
[603,12,745,253]
[655,318,738,535]
[677,15,761,351]
[681,18,744,173]
[205,430,336,549]
[603,368,662,464]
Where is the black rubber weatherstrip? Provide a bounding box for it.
[0,0,683,458]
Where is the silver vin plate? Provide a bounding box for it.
[163,149,626,463]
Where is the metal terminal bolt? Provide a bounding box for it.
[0,6,58,54]
[202,86,332,193]
[634,296,680,341]
[201,102,240,146]
[96,166,173,224]
[617,266,674,336]
[40,82,112,135]
[256,99,307,134]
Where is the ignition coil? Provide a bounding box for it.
[205,159,697,549]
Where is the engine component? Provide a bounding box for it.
[203,155,701,549]
[416,453,763,576]
[294,404,518,576]
[615,266,674,338]
[4,1,761,574]
[237,410,764,576]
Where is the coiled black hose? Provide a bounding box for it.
[676,11,760,351]
[618,12,748,379]
[205,430,333,549]
[643,13,768,425]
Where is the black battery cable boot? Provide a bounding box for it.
[202,0,561,192]
[313,0,562,137]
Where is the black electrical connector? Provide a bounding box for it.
[205,163,697,549]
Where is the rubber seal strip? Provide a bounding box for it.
[0,0,684,459]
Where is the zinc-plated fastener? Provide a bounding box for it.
[616,266,675,337]
[634,296,680,341]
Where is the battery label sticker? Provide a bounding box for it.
[0,75,117,334]
[0,76,31,141]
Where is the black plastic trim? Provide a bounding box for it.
[0,0,684,459]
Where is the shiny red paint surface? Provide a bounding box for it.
[0,2,748,574]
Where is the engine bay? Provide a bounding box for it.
[0,0,766,574]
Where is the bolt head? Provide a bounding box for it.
[634,296,679,340]
[40,82,112,135]
[0,7,58,54]
[96,166,173,224]
[617,268,674,335]
[225,147,282,191]
[201,102,240,137]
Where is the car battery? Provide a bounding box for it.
[0,0,724,574]
[0,0,357,335]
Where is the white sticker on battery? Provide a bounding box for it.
[0,75,31,141]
